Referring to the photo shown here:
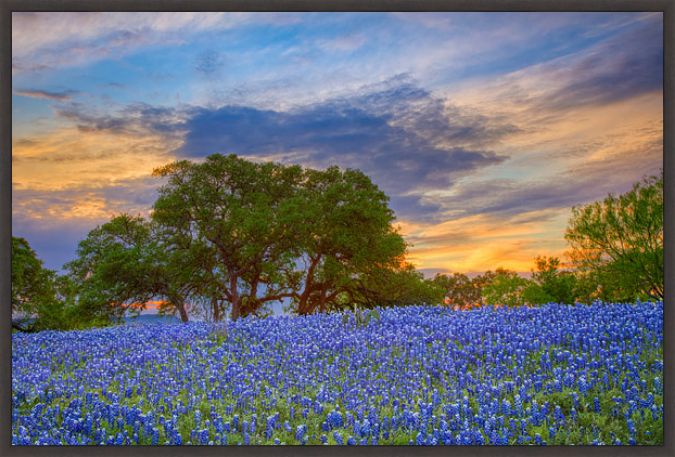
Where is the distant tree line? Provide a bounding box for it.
[11,155,663,331]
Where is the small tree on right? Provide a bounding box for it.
[565,173,663,302]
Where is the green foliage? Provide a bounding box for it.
[152,154,407,319]
[66,215,154,322]
[21,159,662,330]
[565,173,663,302]
[152,154,305,320]
[290,166,407,314]
[432,272,482,307]
[522,256,578,305]
[481,268,531,307]
[351,263,444,309]
[65,214,195,323]
[11,237,80,331]
[11,237,56,316]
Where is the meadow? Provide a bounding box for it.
[12,302,663,445]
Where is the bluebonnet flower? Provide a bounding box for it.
[295,424,307,444]
[594,397,601,413]
[333,431,343,445]
[10,303,663,445]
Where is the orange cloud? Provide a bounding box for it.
[400,209,571,274]
[12,126,178,192]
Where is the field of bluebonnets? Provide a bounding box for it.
[12,302,663,446]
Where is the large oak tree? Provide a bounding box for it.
[152,154,304,320]
[287,166,407,314]
[152,154,408,319]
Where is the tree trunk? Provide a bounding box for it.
[231,298,241,321]
[230,274,241,321]
[212,296,220,322]
[176,300,189,323]
[298,255,320,314]
[319,287,327,313]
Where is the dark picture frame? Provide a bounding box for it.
[1,1,672,456]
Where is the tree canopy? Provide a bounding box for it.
[521,256,578,305]
[151,154,408,320]
[565,173,663,302]
[481,268,530,307]
[432,272,482,308]
[350,263,445,309]
[65,214,203,323]
[11,236,75,331]
[285,166,407,314]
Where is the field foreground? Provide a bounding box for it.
[12,302,663,445]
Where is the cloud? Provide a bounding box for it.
[14,88,78,101]
[452,15,663,118]
[12,176,161,271]
[13,176,160,221]
[54,102,188,137]
[52,61,660,228]
[399,209,571,275]
[12,111,181,192]
[11,13,662,275]
[195,50,225,76]
[533,20,662,112]
[316,34,367,53]
[178,76,514,218]
[421,16,663,225]
[22,77,515,223]
[393,17,663,274]
[12,60,51,73]
[11,12,301,73]
[414,115,662,225]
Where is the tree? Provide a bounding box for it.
[152,154,304,320]
[481,268,530,307]
[11,237,74,331]
[565,174,663,302]
[65,214,196,323]
[522,256,577,305]
[349,263,445,309]
[287,166,407,314]
[472,270,499,294]
[432,272,482,308]
[12,237,55,315]
[152,155,408,319]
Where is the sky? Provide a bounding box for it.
[12,12,663,277]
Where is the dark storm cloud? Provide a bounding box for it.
[434,153,661,222]
[178,77,515,219]
[55,102,186,137]
[535,21,663,112]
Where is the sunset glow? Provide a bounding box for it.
[12,12,663,275]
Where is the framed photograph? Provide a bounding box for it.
[2,1,671,455]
